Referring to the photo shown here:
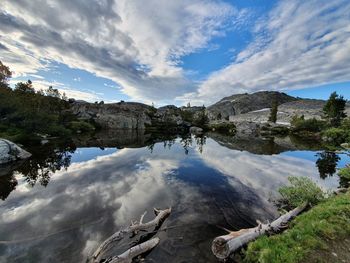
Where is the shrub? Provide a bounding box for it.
[340,118,350,142]
[322,127,348,145]
[338,166,350,180]
[340,118,350,130]
[192,109,209,128]
[261,124,289,135]
[69,121,95,133]
[278,176,325,208]
[180,110,194,122]
[338,166,350,188]
[47,125,72,137]
[209,122,236,135]
[291,115,326,133]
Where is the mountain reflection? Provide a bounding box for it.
[1,131,348,202]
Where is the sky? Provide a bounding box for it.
[0,0,349,106]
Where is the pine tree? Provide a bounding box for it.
[323,92,347,127]
[269,99,278,123]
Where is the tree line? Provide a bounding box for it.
[0,61,96,144]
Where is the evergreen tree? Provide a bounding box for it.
[0,61,11,88]
[269,99,278,123]
[323,92,347,127]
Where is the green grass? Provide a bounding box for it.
[244,191,350,263]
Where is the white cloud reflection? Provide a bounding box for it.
[0,137,338,262]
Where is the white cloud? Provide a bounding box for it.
[184,0,350,105]
[2,0,348,105]
[0,0,239,103]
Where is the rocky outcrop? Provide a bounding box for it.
[153,105,184,126]
[0,139,31,165]
[71,101,153,130]
[71,101,199,131]
[207,91,296,121]
[229,99,350,125]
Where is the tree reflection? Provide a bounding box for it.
[315,151,340,179]
[194,135,206,154]
[180,134,193,155]
[0,141,76,200]
[146,133,207,155]
[0,174,18,200]
[20,142,76,187]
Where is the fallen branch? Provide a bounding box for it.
[334,188,348,195]
[212,203,308,260]
[108,237,160,263]
[91,207,171,263]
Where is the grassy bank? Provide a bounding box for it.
[244,190,350,263]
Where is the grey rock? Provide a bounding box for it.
[0,139,31,165]
[71,101,153,129]
[189,126,203,134]
[154,105,183,126]
[234,121,261,136]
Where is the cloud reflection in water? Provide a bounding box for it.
[0,136,342,263]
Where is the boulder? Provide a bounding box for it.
[233,121,261,136]
[0,139,31,165]
[340,143,350,150]
[190,126,203,134]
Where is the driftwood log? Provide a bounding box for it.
[91,207,171,263]
[108,237,160,263]
[212,203,307,260]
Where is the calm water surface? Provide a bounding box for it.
[0,131,349,263]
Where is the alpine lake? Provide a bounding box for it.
[0,130,349,263]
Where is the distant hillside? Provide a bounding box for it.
[207,91,296,121]
[207,91,350,125]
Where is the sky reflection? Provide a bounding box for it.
[0,135,349,263]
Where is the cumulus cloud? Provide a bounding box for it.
[0,0,238,103]
[183,0,350,105]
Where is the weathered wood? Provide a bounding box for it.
[91,208,171,263]
[108,237,160,263]
[334,188,348,195]
[212,203,307,260]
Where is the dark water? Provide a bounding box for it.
[0,131,349,263]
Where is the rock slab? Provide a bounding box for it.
[0,139,31,165]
